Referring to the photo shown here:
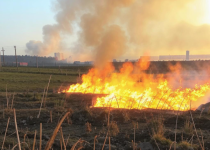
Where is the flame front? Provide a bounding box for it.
[65,58,210,111]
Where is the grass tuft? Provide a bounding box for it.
[148,117,172,146]
[123,112,130,123]
[85,122,92,133]
[109,121,119,137]
[183,119,194,135]
[178,141,198,150]
[148,117,165,136]
[152,134,172,146]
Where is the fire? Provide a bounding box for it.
[65,58,210,111]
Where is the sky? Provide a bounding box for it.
[0,0,55,55]
[2,0,210,61]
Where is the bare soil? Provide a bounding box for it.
[0,92,210,150]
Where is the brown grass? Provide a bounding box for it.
[85,122,92,133]
[1,117,10,150]
[32,130,37,150]
[109,121,119,137]
[14,109,21,150]
[39,123,42,150]
[44,111,70,150]
[183,119,194,135]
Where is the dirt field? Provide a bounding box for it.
[0,92,210,150]
[0,65,210,150]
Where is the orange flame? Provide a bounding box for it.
[65,58,210,111]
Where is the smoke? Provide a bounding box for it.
[164,62,210,108]
[125,0,210,57]
[26,0,134,62]
[26,0,210,64]
[26,25,60,55]
[94,25,127,68]
[25,0,87,55]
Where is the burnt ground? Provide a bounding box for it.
[0,93,210,150]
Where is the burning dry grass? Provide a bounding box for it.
[65,59,210,112]
[1,62,210,149]
[1,92,210,149]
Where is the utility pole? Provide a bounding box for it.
[36,56,38,68]
[1,47,5,66]
[14,46,18,71]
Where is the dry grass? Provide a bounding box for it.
[14,109,21,150]
[152,134,172,146]
[148,117,165,136]
[178,141,198,150]
[183,119,194,135]
[44,111,71,150]
[108,121,119,137]
[0,88,209,150]
[1,117,10,150]
[207,106,210,114]
[123,112,130,123]
[85,122,92,133]
[147,117,172,147]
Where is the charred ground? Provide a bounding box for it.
[0,61,210,150]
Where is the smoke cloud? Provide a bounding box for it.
[26,0,210,65]
[124,0,210,57]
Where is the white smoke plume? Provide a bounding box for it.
[26,0,210,65]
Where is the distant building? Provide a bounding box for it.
[60,53,64,60]
[73,61,81,64]
[186,50,189,61]
[13,62,28,66]
[66,56,73,63]
[190,55,210,60]
[125,59,129,62]
[150,56,159,61]
[159,54,210,61]
[54,53,64,60]
[139,56,159,61]
[113,59,117,62]
[54,53,60,60]
[159,55,185,61]
[130,59,138,62]
[20,62,28,66]
[84,61,94,64]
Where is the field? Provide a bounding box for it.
[0,66,91,92]
[0,65,210,150]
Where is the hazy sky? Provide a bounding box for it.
[2,0,210,61]
[0,0,55,55]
